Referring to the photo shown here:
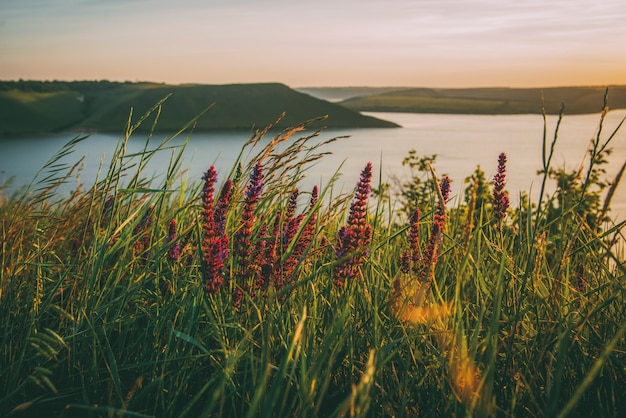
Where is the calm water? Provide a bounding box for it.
[1,111,625,220]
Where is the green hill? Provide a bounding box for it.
[0,81,398,135]
[296,86,405,102]
[338,86,626,115]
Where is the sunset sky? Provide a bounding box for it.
[1,0,625,88]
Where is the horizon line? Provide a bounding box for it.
[2,78,626,91]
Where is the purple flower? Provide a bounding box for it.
[133,204,154,258]
[260,209,282,288]
[279,186,320,287]
[215,179,232,236]
[334,163,373,286]
[167,219,180,261]
[201,166,232,294]
[234,162,264,281]
[418,176,450,285]
[492,152,510,224]
[133,204,154,235]
[285,188,299,221]
[407,208,421,274]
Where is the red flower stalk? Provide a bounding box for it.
[285,188,299,221]
[282,186,318,283]
[133,204,153,258]
[215,179,232,236]
[284,213,303,247]
[253,222,269,292]
[201,167,217,224]
[260,210,282,287]
[400,252,411,274]
[400,208,422,274]
[492,152,510,224]
[296,185,319,256]
[234,162,264,281]
[201,166,232,294]
[201,167,220,292]
[310,185,319,209]
[133,204,154,235]
[407,208,421,273]
[334,163,373,286]
[418,176,450,285]
[167,219,180,261]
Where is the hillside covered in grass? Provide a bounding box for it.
[338,85,626,114]
[0,80,398,135]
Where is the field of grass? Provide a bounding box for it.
[339,86,626,115]
[0,81,398,135]
[1,99,625,417]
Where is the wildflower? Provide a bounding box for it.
[215,179,232,236]
[254,223,270,291]
[280,186,320,287]
[285,188,299,221]
[334,163,373,286]
[492,152,510,224]
[400,251,411,274]
[296,185,319,256]
[234,161,264,282]
[167,219,180,261]
[418,176,450,285]
[133,204,153,258]
[133,205,154,235]
[207,179,232,290]
[407,208,421,273]
[202,166,230,294]
[261,210,282,287]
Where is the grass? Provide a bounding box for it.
[0,96,625,417]
[0,90,86,133]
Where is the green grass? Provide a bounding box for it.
[0,98,625,417]
[0,90,86,134]
[339,86,626,114]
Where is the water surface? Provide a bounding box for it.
[1,111,625,220]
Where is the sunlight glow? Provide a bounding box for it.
[1,0,625,86]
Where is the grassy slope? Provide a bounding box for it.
[0,90,86,133]
[78,83,400,131]
[0,82,398,135]
[339,86,626,114]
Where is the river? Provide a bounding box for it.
[1,111,625,221]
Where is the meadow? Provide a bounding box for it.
[1,96,625,417]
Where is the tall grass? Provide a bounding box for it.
[1,97,625,417]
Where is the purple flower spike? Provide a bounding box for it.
[167,219,180,261]
[334,162,373,286]
[234,162,265,281]
[407,208,421,273]
[418,176,450,285]
[492,152,510,224]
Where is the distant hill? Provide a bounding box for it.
[338,86,626,115]
[0,81,398,135]
[296,87,406,102]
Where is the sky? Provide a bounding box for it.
[1,0,625,88]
